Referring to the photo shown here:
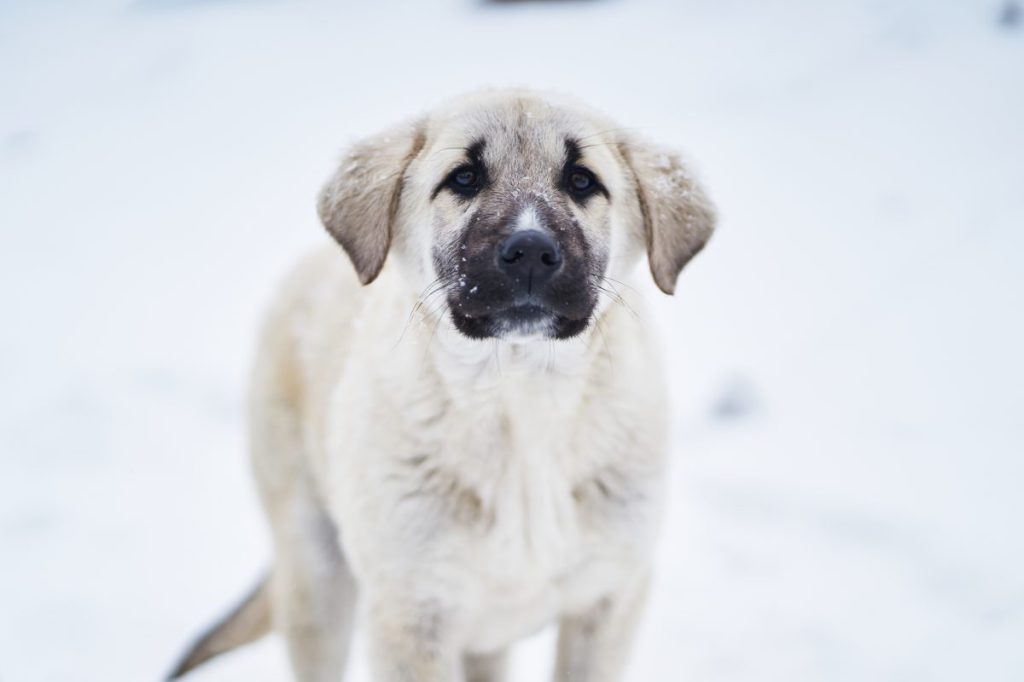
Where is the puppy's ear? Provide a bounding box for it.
[317,120,426,285]
[619,137,716,295]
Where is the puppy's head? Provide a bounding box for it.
[318,90,715,341]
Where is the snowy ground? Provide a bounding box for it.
[2,0,1023,680]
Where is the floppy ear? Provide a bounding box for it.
[317,120,426,285]
[619,138,716,294]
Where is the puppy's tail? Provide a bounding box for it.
[167,574,272,679]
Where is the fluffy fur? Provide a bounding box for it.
[170,89,715,682]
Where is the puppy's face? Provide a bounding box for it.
[318,91,716,342]
[417,102,631,340]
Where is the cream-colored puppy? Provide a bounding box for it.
[170,89,714,682]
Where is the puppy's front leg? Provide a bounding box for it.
[366,594,462,682]
[553,569,651,682]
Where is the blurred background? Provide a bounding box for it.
[2,0,1022,680]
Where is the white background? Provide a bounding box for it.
[1,0,1022,680]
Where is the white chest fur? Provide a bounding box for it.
[427,357,644,651]
[321,293,664,654]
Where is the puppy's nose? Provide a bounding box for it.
[496,231,563,291]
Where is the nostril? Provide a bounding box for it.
[540,251,561,267]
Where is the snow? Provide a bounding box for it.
[1,0,1022,680]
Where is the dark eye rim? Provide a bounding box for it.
[563,165,607,201]
[442,163,485,198]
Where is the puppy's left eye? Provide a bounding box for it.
[570,170,593,191]
[445,165,483,198]
[566,166,601,199]
[454,169,477,187]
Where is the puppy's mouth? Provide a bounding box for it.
[435,221,603,341]
[448,300,593,341]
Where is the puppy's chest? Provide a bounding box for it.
[430,399,644,646]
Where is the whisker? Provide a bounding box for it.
[577,141,623,152]
[577,127,639,142]
[596,288,638,322]
[597,280,640,321]
[590,273,641,321]
[601,275,640,295]
[394,277,450,349]
[431,146,472,157]
[422,298,450,321]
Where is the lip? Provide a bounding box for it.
[453,300,554,323]
[495,303,550,323]
[448,299,594,341]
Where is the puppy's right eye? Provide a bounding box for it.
[445,165,483,197]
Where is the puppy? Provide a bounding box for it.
[170,89,714,682]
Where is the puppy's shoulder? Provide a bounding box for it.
[252,244,367,393]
